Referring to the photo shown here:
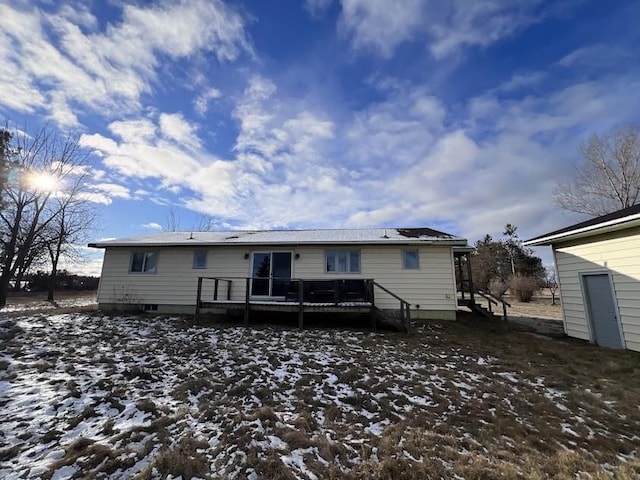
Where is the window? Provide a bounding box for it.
[403,249,420,270]
[193,250,207,269]
[326,250,360,273]
[130,252,157,273]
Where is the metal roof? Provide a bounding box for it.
[524,204,640,246]
[89,227,468,248]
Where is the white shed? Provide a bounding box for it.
[89,227,469,327]
[524,205,640,351]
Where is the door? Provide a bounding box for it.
[250,252,292,297]
[582,273,623,349]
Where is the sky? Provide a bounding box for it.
[1,0,640,275]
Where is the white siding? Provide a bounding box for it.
[97,244,457,313]
[98,246,251,305]
[554,226,640,352]
[293,245,457,311]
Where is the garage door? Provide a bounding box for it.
[582,274,623,349]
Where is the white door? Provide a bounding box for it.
[582,273,623,349]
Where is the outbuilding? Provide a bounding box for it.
[524,205,640,351]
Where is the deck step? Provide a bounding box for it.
[457,299,497,318]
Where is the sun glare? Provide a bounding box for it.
[27,172,59,191]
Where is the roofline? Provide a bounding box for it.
[88,238,469,249]
[523,213,640,246]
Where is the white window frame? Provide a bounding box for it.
[325,249,361,274]
[129,252,158,274]
[193,250,207,269]
[402,249,420,270]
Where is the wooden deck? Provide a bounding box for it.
[195,277,411,332]
[200,300,373,313]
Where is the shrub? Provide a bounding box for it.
[488,278,508,298]
[509,274,538,302]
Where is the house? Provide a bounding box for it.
[524,204,640,351]
[89,227,469,328]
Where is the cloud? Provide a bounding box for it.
[498,71,547,92]
[0,1,251,126]
[78,181,132,205]
[305,0,334,17]
[337,0,567,59]
[338,0,424,58]
[79,59,640,245]
[142,222,163,231]
[59,245,104,276]
[194,87,222,115]
[158,113,201,149]
[557,44,634,69]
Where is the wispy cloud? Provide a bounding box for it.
[0,1,251,126]
[336,0,569,59]
[194,87,222,116]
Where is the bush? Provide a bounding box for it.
[510,274,538,302]
[488,278,508,298]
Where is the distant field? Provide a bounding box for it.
[507,290,563,320]
[1,311,638,479]
[1,290,97,314]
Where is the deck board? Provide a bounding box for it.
[199,300,372,313]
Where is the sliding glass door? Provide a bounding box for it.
[250,252,292,297]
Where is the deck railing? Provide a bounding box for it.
[195,276,412,330]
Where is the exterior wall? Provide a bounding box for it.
[96,244,458,317]
[553,226,640,352]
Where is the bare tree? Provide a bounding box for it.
[0,125,92,306]
[194,214,216,231]
[555,126,640,217]
[164,207,216,232]
[165,206,181,232]
[42,174,96,301]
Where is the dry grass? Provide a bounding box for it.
[1,312,639,479]
[508,294,563,320]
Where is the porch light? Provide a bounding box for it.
[244,253,250,259]
[295,253,300,260]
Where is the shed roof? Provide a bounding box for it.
[89,227,468,248]
[524,204,640,246]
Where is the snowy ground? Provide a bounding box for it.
[1,313,639,479]
[0,293,96,313]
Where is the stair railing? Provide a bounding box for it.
[369,280,411,332]
[476,289,511,320]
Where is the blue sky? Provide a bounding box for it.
[1,0,639,275]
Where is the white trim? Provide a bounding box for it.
[551,247,568,336]
[401,248,420,270]
[192,249,207,269]
[324,249,361,274]
[249,251,294,297]
[129,251,158,274]
[578,270,625,349]
[524,215,640,246]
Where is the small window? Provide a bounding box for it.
[326,250,360,273]
[142,304,158,312]
[130,252,157,273]
[403,249,420,270]
[193,250,207,269]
